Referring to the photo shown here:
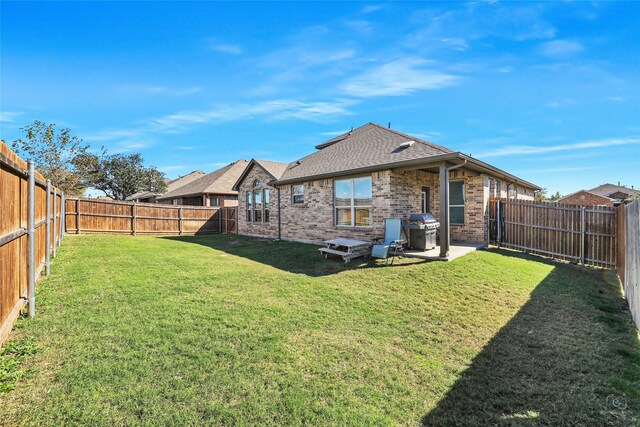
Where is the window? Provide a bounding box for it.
[246,192,252,222]
[292,184,304,204]
[254,190,263,222]
[335,177,372,227]
[209,196,220,206]
[264,189,270,222]
[449,180,465,225]
[421,187,430,213]
[495,181,501,198]
[487,178,494,197]
[253,179,261,187]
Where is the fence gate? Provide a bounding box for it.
[489,198,616,268]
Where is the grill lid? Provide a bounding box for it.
[409,213,437,223]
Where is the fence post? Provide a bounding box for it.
[52,187,57,258]
[224,207,228,234]
[580,206,586,265]
[60,193,65,242]
[45,180,51,275]
[178,207,183,235]
[27,161,36,318]
[132,204,137,236]
[76,199,81,234]
[218,208,222,234]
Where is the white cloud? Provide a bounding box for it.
[158,165,187,173]
[0,111,22,122]
[540,40,584,57]
[211,43,243,55]
[115,84,202,97]
[361,5,383,14]
[516,166,599,174]
[86,98,356,145]
[476,137,640,158]
[407,3,556,50]
[341,58,460,97]
[546,98,576,109]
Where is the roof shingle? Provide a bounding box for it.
[157,160,248,199]
[278,122,454,183]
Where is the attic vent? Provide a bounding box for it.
[398,140,415,150]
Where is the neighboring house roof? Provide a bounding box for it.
[558,190,614,203]
[588,183,640,200]
[232,158,290,190]
[157,160,249,200]
[126,170,206,201]
[272,122,540,190]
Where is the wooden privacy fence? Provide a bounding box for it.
[65,198,237,235]
[616,199,639,330]
[1,141,65,346]
[489,198,617,268]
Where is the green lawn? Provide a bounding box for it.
[1,234,639,426]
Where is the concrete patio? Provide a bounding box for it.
[404,243,485,261]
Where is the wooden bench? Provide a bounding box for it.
[319,238,370,263]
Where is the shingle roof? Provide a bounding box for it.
[157,160,248,199]
[231,159,290,191]
[253,159,290,180]
[558,189,614,202]
[588,183,640,199]
[278,122,454,183]
[126,170,206,200]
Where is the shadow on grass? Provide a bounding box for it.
[161,234,426,277]
[422,257,640,426]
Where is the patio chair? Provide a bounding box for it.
[371,218,405,264]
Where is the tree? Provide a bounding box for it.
[535,188,548,202]
[548,191,562,201]
[535,188,562,202]
[12,120,90,195]
[82,152,167,200]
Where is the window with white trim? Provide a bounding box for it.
[292,184,304,204]
[209,196,220,206]
[246,192,252,222]
[449,180,465,225]
[254,190,263,222]
[264,189,270,222]
[335,177,372,227]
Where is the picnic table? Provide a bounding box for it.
[318,238,370,263]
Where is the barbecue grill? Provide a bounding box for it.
[406,213,440,251]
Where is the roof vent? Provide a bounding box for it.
[398,140,415,150]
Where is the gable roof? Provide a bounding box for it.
[558,189,614,203]
[232,158,290,191]
[274,122,540,190]
[157,160,249,199]
[278,123,454,183]
[126,170,206,201]
[588,183,640,199]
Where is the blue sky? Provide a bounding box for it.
[1,1,639,195]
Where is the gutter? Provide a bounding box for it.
[274,152,540,191]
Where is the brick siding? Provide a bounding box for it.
[237,165,535,246]
[559,191,614,207]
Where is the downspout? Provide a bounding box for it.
[277,186,282,240]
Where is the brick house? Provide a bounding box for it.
[559,183,640,207]
[156,160,248,206]
[126,170,206,203]
[233,123,539,258]
[557,190,615,207]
